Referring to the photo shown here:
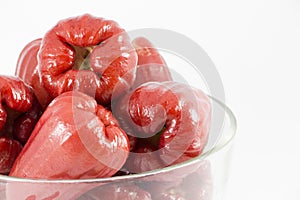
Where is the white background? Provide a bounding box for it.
[1,0,300,199]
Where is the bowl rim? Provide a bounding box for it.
[0,96,237,184]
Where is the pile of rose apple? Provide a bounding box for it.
[0,14,211,179]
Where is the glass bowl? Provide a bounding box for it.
[0,96,236,200]
[0,28,236,200]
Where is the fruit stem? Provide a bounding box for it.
[72,46,95,70]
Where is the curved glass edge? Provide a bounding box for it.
[207,95,237,154]
[0,97,237,184]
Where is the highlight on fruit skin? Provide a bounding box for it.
[37,14,138,106]
[131,36,173,89]
[114,81,211,173]
[15,38,52,109]
[9,91,130,180]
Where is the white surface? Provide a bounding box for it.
[1,0,300,199]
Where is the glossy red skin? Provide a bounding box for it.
[81,183,152,200]
[15,38,41,84]
[0,75,33,131]
[0,75,34,130]
[0,137,22,174]
[113,93,139,152]
[10,91,130,179]
[126,82,211,166]
[131,37,172,89]
[113,37,171,152]
[0,76,42,146]
[15,38,52,109]
[38,14,137,105]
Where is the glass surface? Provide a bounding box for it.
[0,97,236,200]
